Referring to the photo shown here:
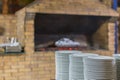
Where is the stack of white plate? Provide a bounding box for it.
[84,56,115,80]
[114,54,120,80]
[69,53,98,80]
[55,50,81,80]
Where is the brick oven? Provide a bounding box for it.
[16,0,119,55]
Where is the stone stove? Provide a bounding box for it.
[15,0,119,54]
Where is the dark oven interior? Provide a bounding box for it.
[34,13,110,51]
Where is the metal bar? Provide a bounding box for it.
[113,0,118,10]
[113,0,118,54]
[114,22,118,54]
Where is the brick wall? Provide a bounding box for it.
[0,15,17,44]
[108,23,115,52]
[0,52,55,80]
[117,8,120,52]
[101,0,112,7]
[93,22,108,49]
[93,22,115,53]
[16,8,26,47]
